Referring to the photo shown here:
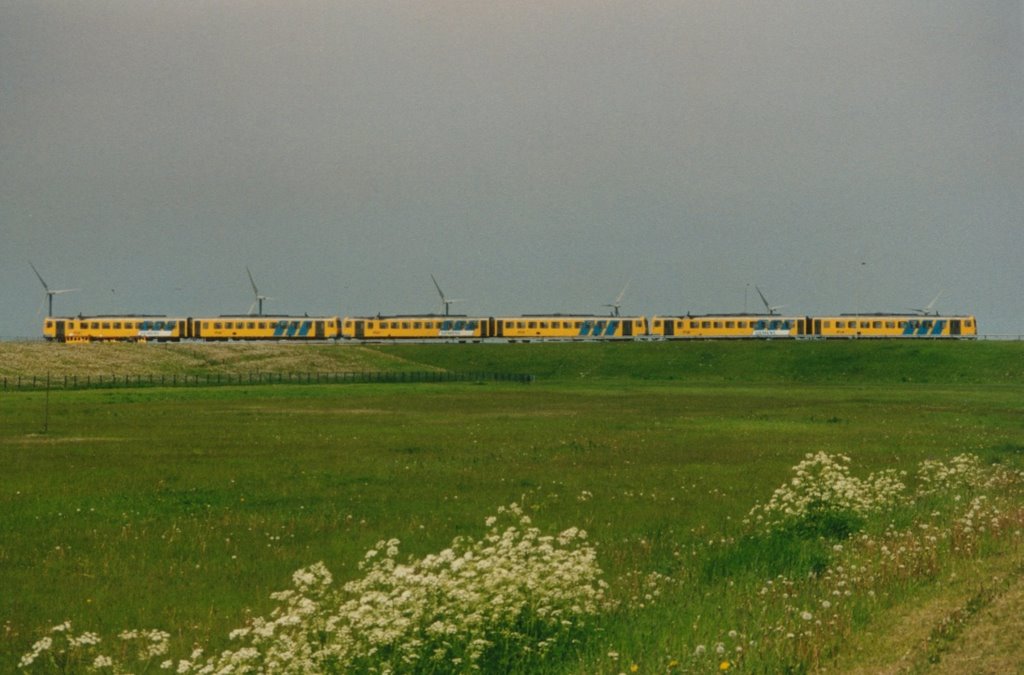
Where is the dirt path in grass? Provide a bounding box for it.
[831,549,1024,674]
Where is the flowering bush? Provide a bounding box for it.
[746,452,906,533]
[915,453,988,497]
[20,504,608,674]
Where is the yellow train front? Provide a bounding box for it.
[341,315,488,340]
[650,315,809,339]
[809,315,978,338]
[490,315,648,340]
[191,316,341,340]
[42,316,189,342]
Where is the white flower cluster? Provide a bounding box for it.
[18,622,169,672]
[915,453,988,497]
[185,504,604,674]
[747,452,906,532]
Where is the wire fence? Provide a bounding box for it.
[1,370,534,392]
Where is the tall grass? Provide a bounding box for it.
[2,341,1023,671]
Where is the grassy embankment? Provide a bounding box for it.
[1,340,1023,672]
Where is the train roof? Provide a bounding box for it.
[651,313,803,318]
[831,312,975,318]
[344,314,482,319]
[512,313,645,319]
[210,314,338,319]
[55,314,176,319]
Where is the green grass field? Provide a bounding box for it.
[2,341,1023,672]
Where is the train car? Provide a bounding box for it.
[490,315,649,340]
[809,314,978,339]
[649,315,809,339]
[42,316,189,342]
[340,315,488,341]
[191,316,341,340]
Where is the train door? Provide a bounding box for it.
[315,321,325,339]
[192,319,202,340]
[622,320,633,337]
[55,320,66,342]
[813,319,822,336]
[664,319,675,337]
[950,320,961,336]
[354,320,365,340]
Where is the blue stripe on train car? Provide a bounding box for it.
[931,320,945,336]
[578,321,592,336]
[903,323,916,336]
[274,322,286,337]
[916,323,930,336]
[605,320,618,336]
[299,321,311,337]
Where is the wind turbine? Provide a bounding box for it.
[908,291,942,316]
[29,261,79,316]
[246,267,271,316]
[755,286,786,316]
[603,279,632,317]
[430,274,462,316]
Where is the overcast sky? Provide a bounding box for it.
[2,1,1022,338]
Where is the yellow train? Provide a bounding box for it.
[41,312,978,342]
[340,316,488,340]
[488,315,648,340]
[650,315,808,339]
[42,316,190,342]
[649,313,977,339]
[809,314,977,339]
[337,315,647,340]
[192,316,341,340]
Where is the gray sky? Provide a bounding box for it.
[2,1,1022,338]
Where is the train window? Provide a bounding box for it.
[885,322,895,328]
[113,322,122,329]
[412,322,420,329]
[45,321,53,328]
[540,322,548,329]
[247,322,255,329]
[528,321,537,329]
[872,321,881,328]
[401,322,410,329]
[102,322,110,329]
[725,321,735,328]
[215,322,222,329]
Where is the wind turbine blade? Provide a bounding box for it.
[755,286,771,312]
[430,274,446,301]
[29,261,49,291]
[246,266,259,296]
[615,279,632,305]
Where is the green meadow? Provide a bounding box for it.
[2,340,1023,672]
